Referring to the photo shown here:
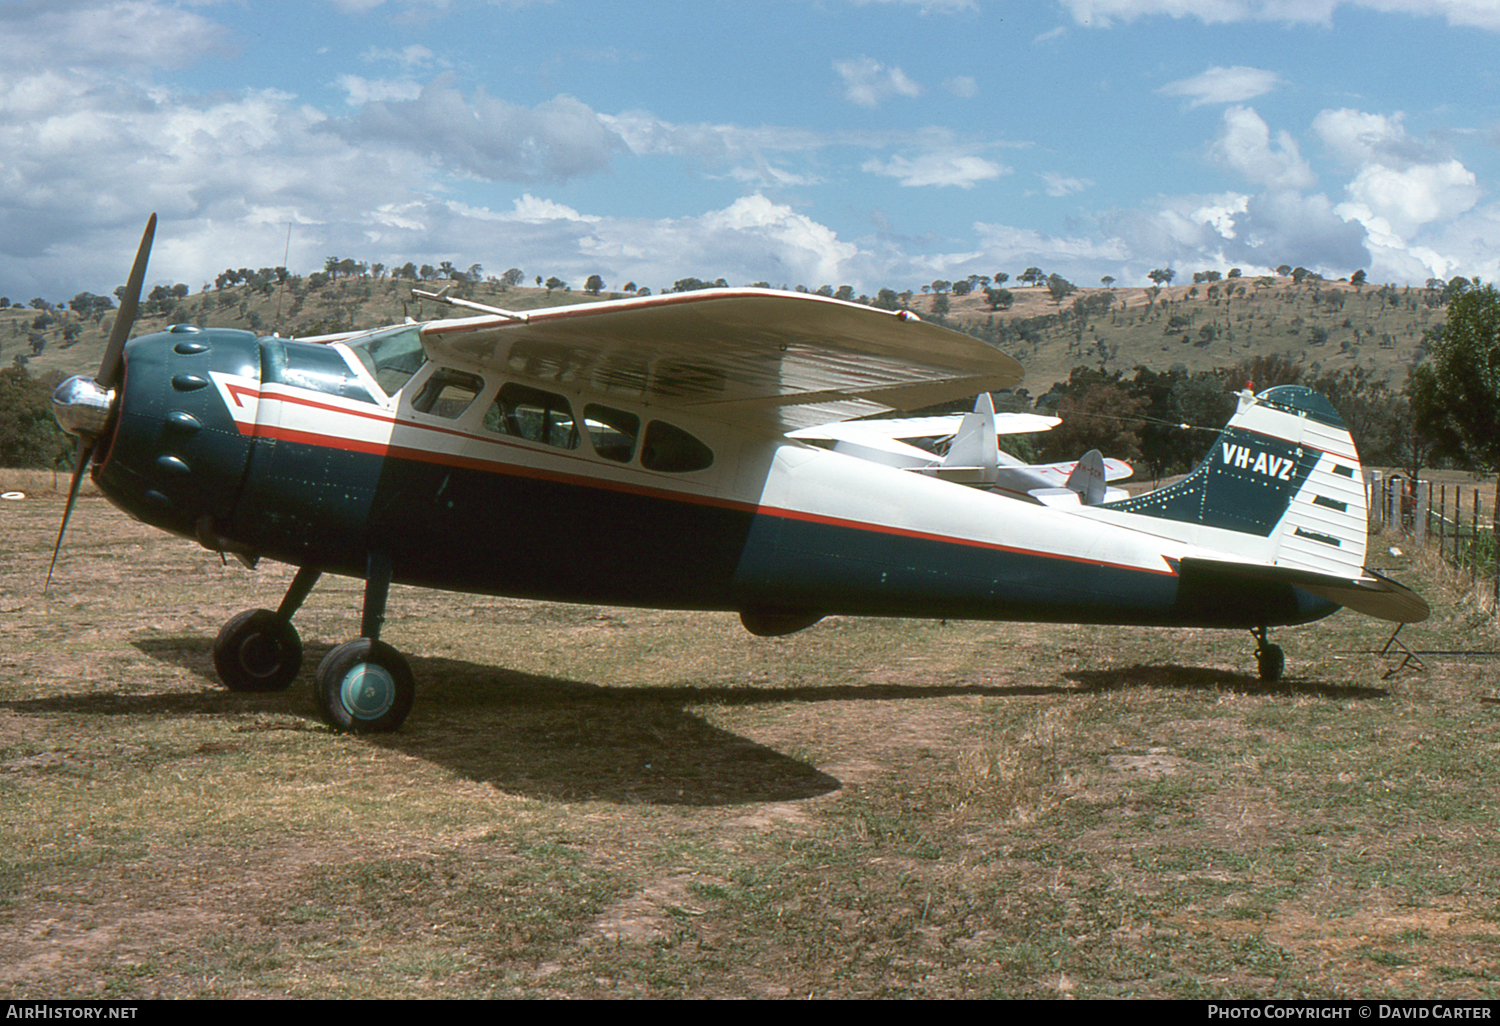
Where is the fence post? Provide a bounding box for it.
[1371,470,1383,530]
[1418,481,1430,546]
[1473,487,1480,583]
[1441,484,1448,561]
[1456,487,1464,572]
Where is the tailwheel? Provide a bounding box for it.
[214,609,303,692]
[1252,627,1285,683]
[315,638,414,734]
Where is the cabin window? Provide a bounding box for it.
[483,383,579,449]
[343,324,428,397]
[583,404,640,463]
[641,420,714,473]
[410,368,484,420]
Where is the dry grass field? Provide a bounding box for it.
[2,490,1499,999]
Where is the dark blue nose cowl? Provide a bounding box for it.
[92,324,263,547]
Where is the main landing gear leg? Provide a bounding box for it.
[314,552,414,734]
[1252,626,1285,683]
[212,566,322,693]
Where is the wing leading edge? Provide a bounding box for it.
[418,288,1024,431]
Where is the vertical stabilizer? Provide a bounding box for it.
[1100,386,1368,577]
[1064,449,1108,505]
[941,392,999,484]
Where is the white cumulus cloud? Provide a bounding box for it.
[863,151,1008,189]
[1159,66,1282,107]
[835,57,923,108]
[1339,160,1480,242]
[1212,106,1316,191]
[1056,0,1500,32]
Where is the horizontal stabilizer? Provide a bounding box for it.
[1179,557,1429,624]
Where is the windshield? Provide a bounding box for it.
[342,324,428,397]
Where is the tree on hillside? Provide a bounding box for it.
[501,268,525,287]
[1308,365,1407,469]
[1127,366,1235,479]
[585,274,605,295]
[0,366,65,468]
[1410,281,1500,513]
[1037,378,1148,464]
[1229,352,1303,391]
[984,287,1014,312]
[1046,273,1075,306]
[1147,268,1175,287]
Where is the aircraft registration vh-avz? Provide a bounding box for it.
[49,216,1428,733]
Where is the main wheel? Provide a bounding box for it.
[315,638,414,734]
[214,609,302,692]
[1257,643,1285,683]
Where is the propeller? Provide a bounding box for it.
[46,213,157,589]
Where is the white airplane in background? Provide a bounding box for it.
[789,395,1135,506]
[50,216,1427,734]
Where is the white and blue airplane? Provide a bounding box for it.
[50,217,1427,732]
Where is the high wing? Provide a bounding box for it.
[416,288,1024,431]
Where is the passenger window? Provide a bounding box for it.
[410,368,484,420]
[584,404,640,463]
[640,420,714,473]
[484,383,579,449]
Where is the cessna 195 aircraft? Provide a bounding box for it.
[50,216,1428,733]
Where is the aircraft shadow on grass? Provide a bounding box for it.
[2,635,1046,808]
[1064,663,1389,700]
[6,640,1386,806]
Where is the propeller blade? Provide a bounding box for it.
[45,439,96,592]
[97,212,156,390]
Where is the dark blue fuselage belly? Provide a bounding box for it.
[220,441,1333,630]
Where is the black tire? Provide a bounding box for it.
[1257,643,1285,683]
[315,638,414,734]
[213,609,302,693]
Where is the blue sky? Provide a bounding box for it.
[2,0,1497,302]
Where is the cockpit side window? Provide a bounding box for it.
[411,368,485,420]
[343,325,428,397]
[483,383,579,449]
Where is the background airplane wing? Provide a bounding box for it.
[790,411,1061,442]
[418,288,1023,431]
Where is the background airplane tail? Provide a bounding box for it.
[1102,385,1368,580]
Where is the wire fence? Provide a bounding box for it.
[1371,472,1499,607]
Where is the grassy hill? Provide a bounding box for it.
[3,272,1443,398]
[931,275,1437,396]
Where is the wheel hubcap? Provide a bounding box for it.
[339,663,395,720]
[240,634,281,677]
